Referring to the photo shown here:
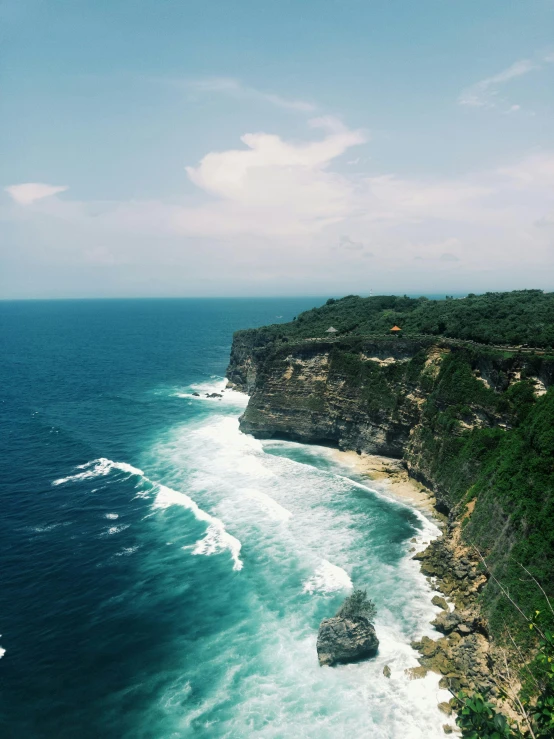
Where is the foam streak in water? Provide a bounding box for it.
[241,487,292,521]
[52,458,144,486]
[52,460,243,571]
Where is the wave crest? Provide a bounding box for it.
[53,460,243,571]
[52,458,144,486]
[154,485,242,571]
[303,559,353,594]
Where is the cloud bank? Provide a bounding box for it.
[2,120,554,297]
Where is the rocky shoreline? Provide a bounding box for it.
[339,452,497,726]
[412,529,495,714]
[234,386,498,725]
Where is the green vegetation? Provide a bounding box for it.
[456,610,554,737]
[403,349,554,651]
[466,392,554,645]
[242,290,554,347]
[337,590,377,622]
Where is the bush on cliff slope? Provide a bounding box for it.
[407,352,554,650]
[456,610,554,737]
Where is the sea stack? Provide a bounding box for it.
[317,590,379,666]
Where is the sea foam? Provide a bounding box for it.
[303,559,353,594]
[241,487,292,521]
[52,458,144,486]
[154,485,243,571]
[53,460,243,571]
[120,395,448,736]
[174,378,249,408]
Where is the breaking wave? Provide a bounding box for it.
[154,484,243,571]
[53,458,243,571]
[52,458,144,486]
[303,559,353,594]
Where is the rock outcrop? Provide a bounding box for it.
[411,532,495,699]
[317,615,379,666]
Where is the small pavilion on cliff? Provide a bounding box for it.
[326,326,338,334]
[390,325,402,334]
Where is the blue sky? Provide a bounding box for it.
[2,0,554,298]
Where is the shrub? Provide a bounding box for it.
[336,589,377,622]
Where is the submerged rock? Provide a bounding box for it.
[317,615,379,666]
[192,392,200,397]
[383,664,391,678]
[405,665,428,680]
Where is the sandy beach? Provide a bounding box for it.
[329,449,439,517]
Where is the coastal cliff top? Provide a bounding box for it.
[235,290,554,349]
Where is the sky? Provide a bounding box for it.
[1,0,554,299]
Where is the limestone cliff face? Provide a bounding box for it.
[227,332,554,512]
[226,328,274,393]
[230,337,431,458]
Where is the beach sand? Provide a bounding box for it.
[329,449,439,517]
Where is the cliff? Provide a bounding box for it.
[234,336,431,457]
[227,294,554,697]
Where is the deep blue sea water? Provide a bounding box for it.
[0,298,448,738]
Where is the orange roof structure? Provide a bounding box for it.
[390,325,402,332]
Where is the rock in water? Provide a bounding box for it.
[317,615,379,666]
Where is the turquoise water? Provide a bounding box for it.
[0,298,447,738]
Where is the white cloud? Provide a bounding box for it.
[458,53,554,111]
[5,182,68,205]
[339,235,364,251]
[458,59,538,108]
[174,118,366,235]
[176,76,316,112]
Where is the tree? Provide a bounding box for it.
[336,589,377,622]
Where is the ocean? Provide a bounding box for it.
[0,298,449,738]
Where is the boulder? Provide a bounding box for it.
[317,615,379,666]
[432,610,463,634]
[205,392,223,398]
[432,595,449,611]
[192,392,200,397]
